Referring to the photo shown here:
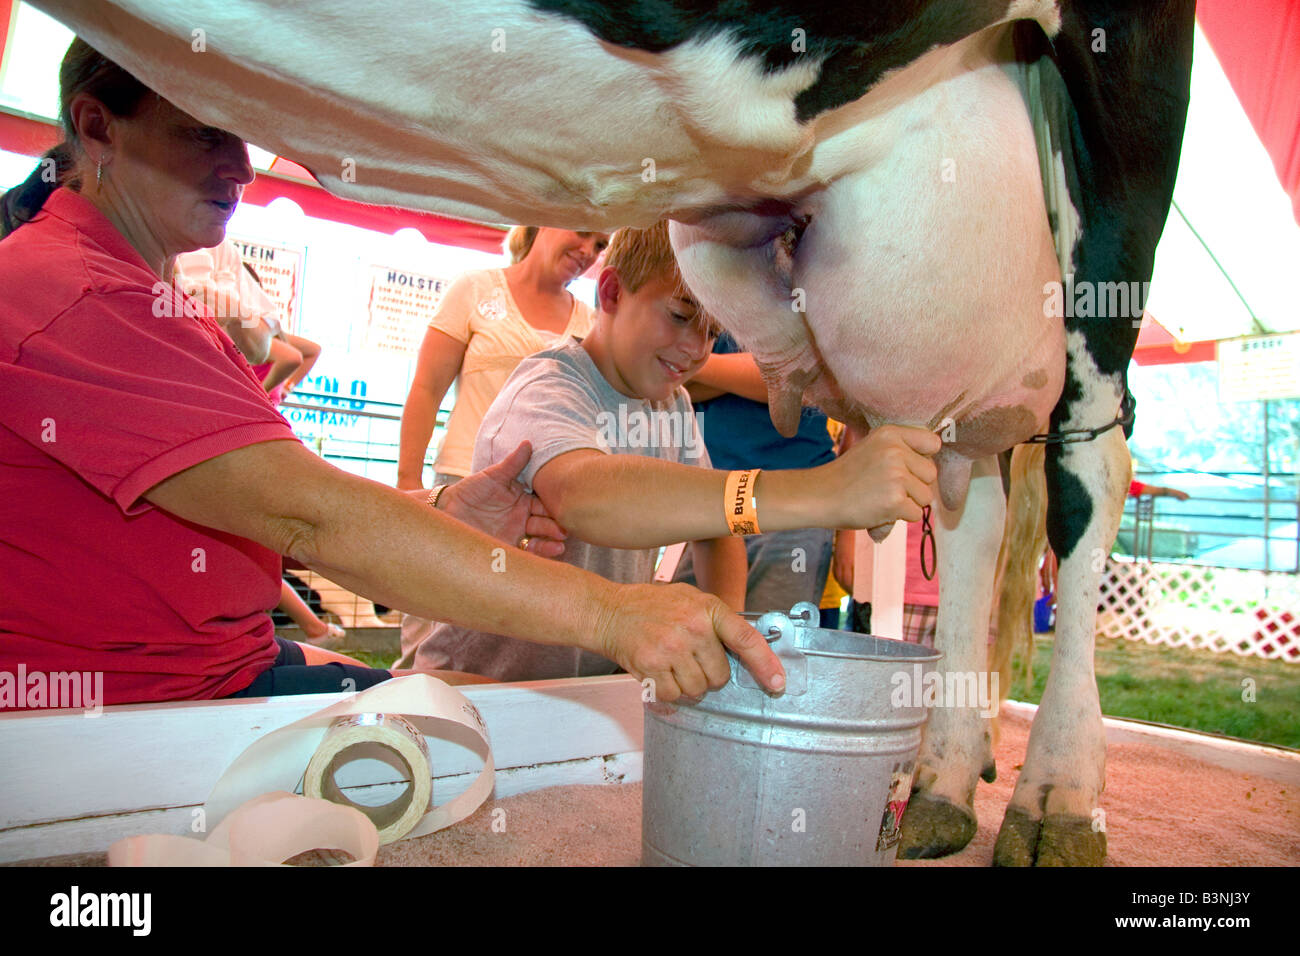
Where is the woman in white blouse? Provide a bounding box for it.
[396,227,608,490]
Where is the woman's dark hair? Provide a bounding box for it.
[1,37,151,238]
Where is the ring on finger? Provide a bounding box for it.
[517,535,531,550]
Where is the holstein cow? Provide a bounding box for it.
[32,0,1195,864]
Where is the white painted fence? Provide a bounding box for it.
[1096,558,1300,661]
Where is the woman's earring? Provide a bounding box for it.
[96,157,103,188]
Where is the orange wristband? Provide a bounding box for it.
[724,469,761,535]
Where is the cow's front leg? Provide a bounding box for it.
[898,454,1004,859]
[993,390,1128,866]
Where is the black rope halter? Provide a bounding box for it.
[1021,391,1135,445]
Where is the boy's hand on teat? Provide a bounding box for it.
[823,424,939,531]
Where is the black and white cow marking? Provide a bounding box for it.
[31,0,1196,865]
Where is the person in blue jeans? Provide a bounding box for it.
[673,331,837,616]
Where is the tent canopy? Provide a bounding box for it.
[1145,6,1300,343]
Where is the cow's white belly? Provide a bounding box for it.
[673,27,1064,503]
[35,1,1062,234]
[800,39,1065,439]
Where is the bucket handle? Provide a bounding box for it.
[734,605,811,696]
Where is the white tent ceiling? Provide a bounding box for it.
[1145,24,1300,342]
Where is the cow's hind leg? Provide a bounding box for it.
[898,455,1004,859]
[993,379,1128,867]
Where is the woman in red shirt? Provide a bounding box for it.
[0,38,786,708]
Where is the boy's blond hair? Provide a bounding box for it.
[603,221,720,336]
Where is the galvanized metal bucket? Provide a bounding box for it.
[642,602,941,866]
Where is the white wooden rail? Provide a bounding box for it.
[851,521,907,639]
[1000,701,1300,786]
[0,675,645,863]
[6,673,1296,865]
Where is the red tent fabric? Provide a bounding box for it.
[0,110,507,254]
[0,0,11,58]
[1131,313,1216,366]
[1199,0,1300,226]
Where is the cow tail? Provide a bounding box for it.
[992,442,1048,710]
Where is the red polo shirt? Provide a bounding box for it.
[0,188,295,706]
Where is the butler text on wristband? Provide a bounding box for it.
[724,469,761,535]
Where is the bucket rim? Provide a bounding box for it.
[795,628,943,664]
[801,643,943,664]
[740,610,942,664]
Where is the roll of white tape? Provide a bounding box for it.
[107,675,495,867]
[303,713,432,844]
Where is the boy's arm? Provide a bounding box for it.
[688,352,769,403]
[530,423,939,549]
[689,537,747,611]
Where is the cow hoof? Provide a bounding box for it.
[897,793,977,859]
[1037,816,1107,866]
[992,806,1038,866]
[993,808,1107,866]
[980,760,997,783]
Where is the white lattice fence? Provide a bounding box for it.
[1096,559,1300,661]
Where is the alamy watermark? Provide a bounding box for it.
[50,886,150,935]
[0,665,103,716]
[151,280,263,327]
[595,404,705,459]
[1042,274,1149,326]
[889,663,999,718]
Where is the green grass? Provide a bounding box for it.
[347,649,399,670]
[1008,635,1300,749]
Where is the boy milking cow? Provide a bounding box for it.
[402,222,940,696]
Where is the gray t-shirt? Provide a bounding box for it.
[409,339,711,680]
